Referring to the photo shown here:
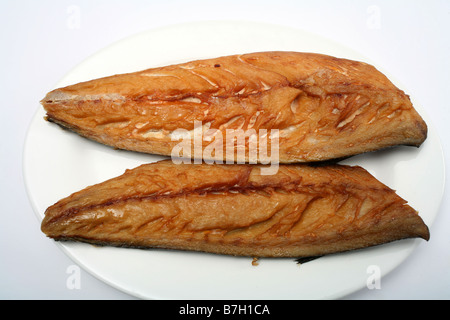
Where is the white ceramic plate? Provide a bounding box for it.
[24,21,445,300]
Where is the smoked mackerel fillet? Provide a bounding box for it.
[41,51,427,163]
[41,161,429,258]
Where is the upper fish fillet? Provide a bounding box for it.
[41,160,429,258]
[41,51,427,163]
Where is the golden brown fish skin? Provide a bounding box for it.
[41,160,429,258]
[41,51,427,163]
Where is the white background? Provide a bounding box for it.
[1,0,449,299]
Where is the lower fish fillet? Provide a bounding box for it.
[41,160,429,258]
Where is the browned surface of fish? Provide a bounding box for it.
[41,51,427,163]
[41,160,429,258]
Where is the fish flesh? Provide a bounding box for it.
[41,160,429,258]
[41,51,427,163]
